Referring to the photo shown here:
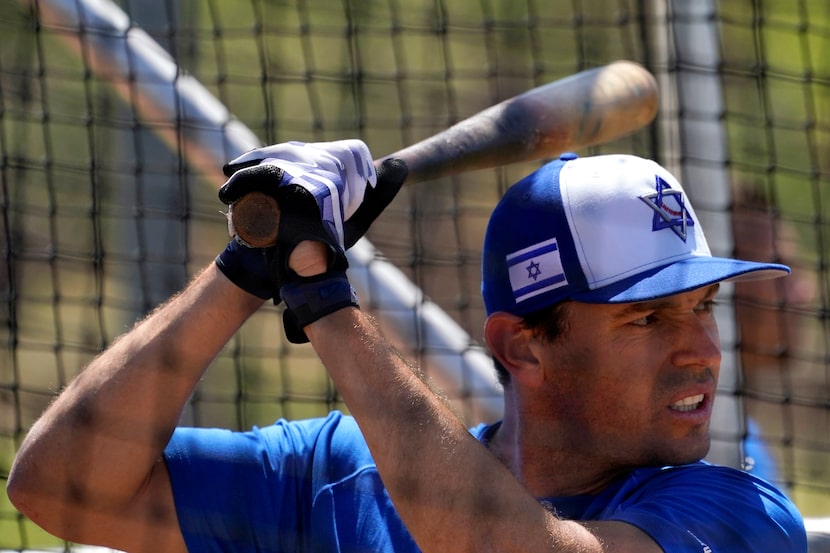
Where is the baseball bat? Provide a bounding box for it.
[228,60,658,248]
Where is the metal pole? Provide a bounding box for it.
[21,0,503,422]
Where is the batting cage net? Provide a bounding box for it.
[1,0,829,550]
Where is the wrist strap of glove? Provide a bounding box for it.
[279,271,359,344]
[215,239,275,300]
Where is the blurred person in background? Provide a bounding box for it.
[731,184,818,492]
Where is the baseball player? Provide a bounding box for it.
[8,141,806,552]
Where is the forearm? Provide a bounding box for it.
[306,309,599,553]
[9,264,264,519]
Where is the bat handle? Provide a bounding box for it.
[228,191,281,248]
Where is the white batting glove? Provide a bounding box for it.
[220,139,377,249]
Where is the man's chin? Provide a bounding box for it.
[646,437,711,468]
[668,438,710,466]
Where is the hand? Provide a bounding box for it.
[216,203,357,341]
[279,240,359,344]
[218,140,408,341]
[214,238,279,300]
[215,140,377,302]
[289,241,330,277]
[220,140,408,249]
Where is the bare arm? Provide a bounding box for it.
[7,264,265,553]
[293,243,660,553]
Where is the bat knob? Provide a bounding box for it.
[228,192,280,248]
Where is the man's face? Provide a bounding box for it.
[534,284,722,469]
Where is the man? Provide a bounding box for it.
[7,141,807,552]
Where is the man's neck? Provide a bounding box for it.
[486,413,631,498]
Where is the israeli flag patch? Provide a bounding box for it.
[507,238,568,304]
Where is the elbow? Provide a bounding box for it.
[7,453,50,526]
[6,462,25,512]
[7,444,72,538]
[7,457,83,544]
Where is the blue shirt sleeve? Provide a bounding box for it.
[164,420,310,551]
[163,411,387,552]
[610,464,807,553]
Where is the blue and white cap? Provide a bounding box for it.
[482,153,790,316]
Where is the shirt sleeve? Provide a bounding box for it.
[163,413,344,552]
[610,464,807,553]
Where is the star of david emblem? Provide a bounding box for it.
[526,260,542,281]
[639,176,695,241]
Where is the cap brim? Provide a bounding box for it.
[571,257,791,304]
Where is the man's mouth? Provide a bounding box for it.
[669,394,705,412]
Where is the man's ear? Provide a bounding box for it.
[484,312,544,387]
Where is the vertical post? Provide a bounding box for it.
[663,0,744,469]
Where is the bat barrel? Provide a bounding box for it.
[391,60,658,185]
[229,60,658,247]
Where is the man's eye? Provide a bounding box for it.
[631,313,657,326]
[695,300,718,314]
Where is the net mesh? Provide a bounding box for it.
[1,0,829,550]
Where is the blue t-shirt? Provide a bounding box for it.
[163,411,806,552]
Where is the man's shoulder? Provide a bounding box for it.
[627,460,775,488]
[619,460,789,500]
[611,462,807,552]
[619,461,804,531]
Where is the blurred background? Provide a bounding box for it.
[1,0,829,550]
